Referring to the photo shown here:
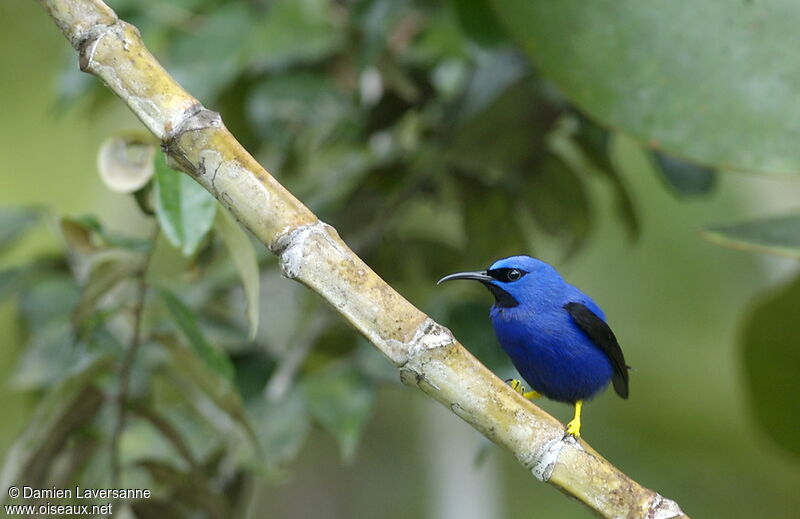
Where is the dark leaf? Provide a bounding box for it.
[573,120,640,241]
[521,156,592,261]
[741,274,800,458]
[451,0,510,47]
[443,301,510,374]
[449,75,555,176]
[652,151,717,197]
[460,180,522,260]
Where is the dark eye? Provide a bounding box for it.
[507,269,522,281]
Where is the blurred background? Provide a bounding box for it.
[2,1,800,518]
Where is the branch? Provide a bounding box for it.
[35,1,687,517]
[110,226,158,486]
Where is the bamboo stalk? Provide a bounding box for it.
[34,1,688,517]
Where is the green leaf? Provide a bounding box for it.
[303,365,374,463]
[741,274,800,458]
[20,275,79,326]
[0,267,31,303]
[451,0,510,47]
[1,357,109,496]
[449,72,551,175]
[300,147,374,216]
[159,289,234,382]
[521,156,592,261]
[460,181,521,260]
[14,273,112,391]
[60,215,152,253]
[701,213,800,259]
[157,333,254,446]
[169,3,252,103]
[249,0,343,70]
[136,460,229,517]
[394,195,467,250]
[246,390,310,470]
[457,50,529,123]
[353,340,401,385]
[72,252,138,326]
[13,322,79,390]
[573,122,640,241]
[153,152,216,257]
[356,0,416,65]
[0,207,41,252]
[491,0,800,175]
[215,210,260,341]
[60,216,97,253]
[245,71,348,147]
[442,302,511,374]
[128,406,199,469]
[652,152,717,198]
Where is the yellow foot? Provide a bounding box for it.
[565,400,583,437]
[565,418,581,437]
[505,379,541,400]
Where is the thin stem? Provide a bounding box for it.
[110,227,158,486]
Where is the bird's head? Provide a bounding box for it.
[437,255,560,308]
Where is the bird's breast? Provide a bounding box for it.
[489,306,614,402]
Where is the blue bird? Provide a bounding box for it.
[438,255,629,437]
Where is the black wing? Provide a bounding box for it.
[563,302,629,399]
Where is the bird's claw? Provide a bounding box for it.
[565,400,583,437]
[505,379,541,400]
[565,419,582,438]
[506,378,524,393]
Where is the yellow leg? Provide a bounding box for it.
[566,400,583,437]
[506,379,541,400]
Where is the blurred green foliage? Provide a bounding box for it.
[491,0,800,175]
[741,274,800,459]
[702,213,800,260]
[2,0,800,518]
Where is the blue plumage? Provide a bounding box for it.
[438,255,629,436]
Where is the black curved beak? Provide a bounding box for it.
[436,270,493,285]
